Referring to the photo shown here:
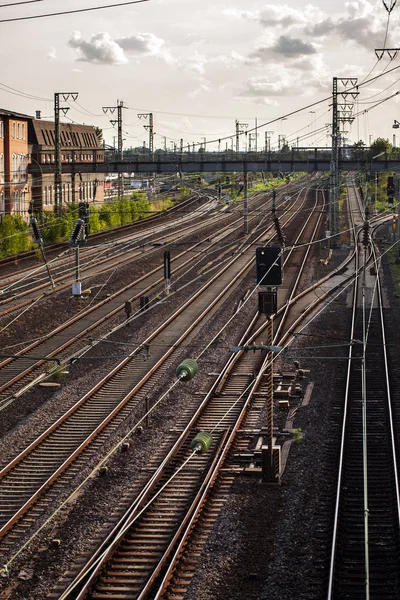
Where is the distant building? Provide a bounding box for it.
[0,108,106,218]
[29,119,105,212]
[0,108,31,217]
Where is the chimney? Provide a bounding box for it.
[35,110,41,120]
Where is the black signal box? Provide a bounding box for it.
[387,176,394,197]
[258,291,277,315]
[256,247,282,286]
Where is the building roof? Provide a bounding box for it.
[30,119,102,149]
[0,108,33,120]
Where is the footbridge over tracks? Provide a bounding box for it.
[30,147,400,176]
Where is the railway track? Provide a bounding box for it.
[0,195,220,315]
[42,186,363,600]
[0,186,306,407]
[325,237,400,599]
[0,191,207,272]
[0,186,312,554]
[0,184,317,577]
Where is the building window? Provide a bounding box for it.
[17,123,20,139]
[12,154,18,181]
[12,122,16,138]
[22,123,25,139]
[13,190,19,213]
[0,191,4,212]
[20,190,26,213]
[43,187,47,206]
[0,120,3,138]
[20,154,26,181]
[0,154,4,183]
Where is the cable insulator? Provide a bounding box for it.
[176,358,198,381]
[191,431,213,454]
[70,219,85,246]
[273,215,286,248]
[362,221,370,247]
[30,217,43,245]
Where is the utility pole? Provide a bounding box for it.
[330,77,358,245]
[103,100,126,198]
[235,120,248,153]
[265,131,274,152]
[137,112,154,159]
[54,91,78,215]
[243,167,248,234]
[249,133,258,152]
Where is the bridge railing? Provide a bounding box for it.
[112,147,386,164]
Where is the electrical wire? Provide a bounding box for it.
[0,0,47,6]
[0,0,149,22]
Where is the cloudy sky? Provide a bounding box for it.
[1,0,400,149]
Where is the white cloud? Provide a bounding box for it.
[239,57,329,103]
[47,46,56,60]
[68,31,128,65]
[116,32,165,55]
[250,36,317,62]
[188,83,212,98]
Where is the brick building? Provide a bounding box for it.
[0,108,105,218]
[29,118,104,212]
[0,108,31,216]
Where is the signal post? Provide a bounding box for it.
[256,246,282,483]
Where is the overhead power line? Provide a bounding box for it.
[0,0,149,22]
[0,80,49,101]
[0,0,46,7]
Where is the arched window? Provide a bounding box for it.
[12,154,18,181]
[21,123,25,139]
[0,120,3,138]
[43,187,47,206]
[13,190,19,213]
[17,123,20,139]
[0,191,4,213]
[0,154,4,183]
[20,154,26,181]
[12,122,16,138]
[20,191,26,213]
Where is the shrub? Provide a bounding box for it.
[0,215,32,257]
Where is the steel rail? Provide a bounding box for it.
[327,202,400,600]
[51,191,344,600]
[0,195,224,313]
[0,191,309,545]
[0,187,304,403]
[0,191,206,272]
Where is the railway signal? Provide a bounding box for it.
[78,202,90,238]
[28,213,55,288]
[69,217,87,297]
[256,247,282,286]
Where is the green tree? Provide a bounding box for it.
[0,215,31,257]
[353,140,365,148]
[368,137,392,160]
